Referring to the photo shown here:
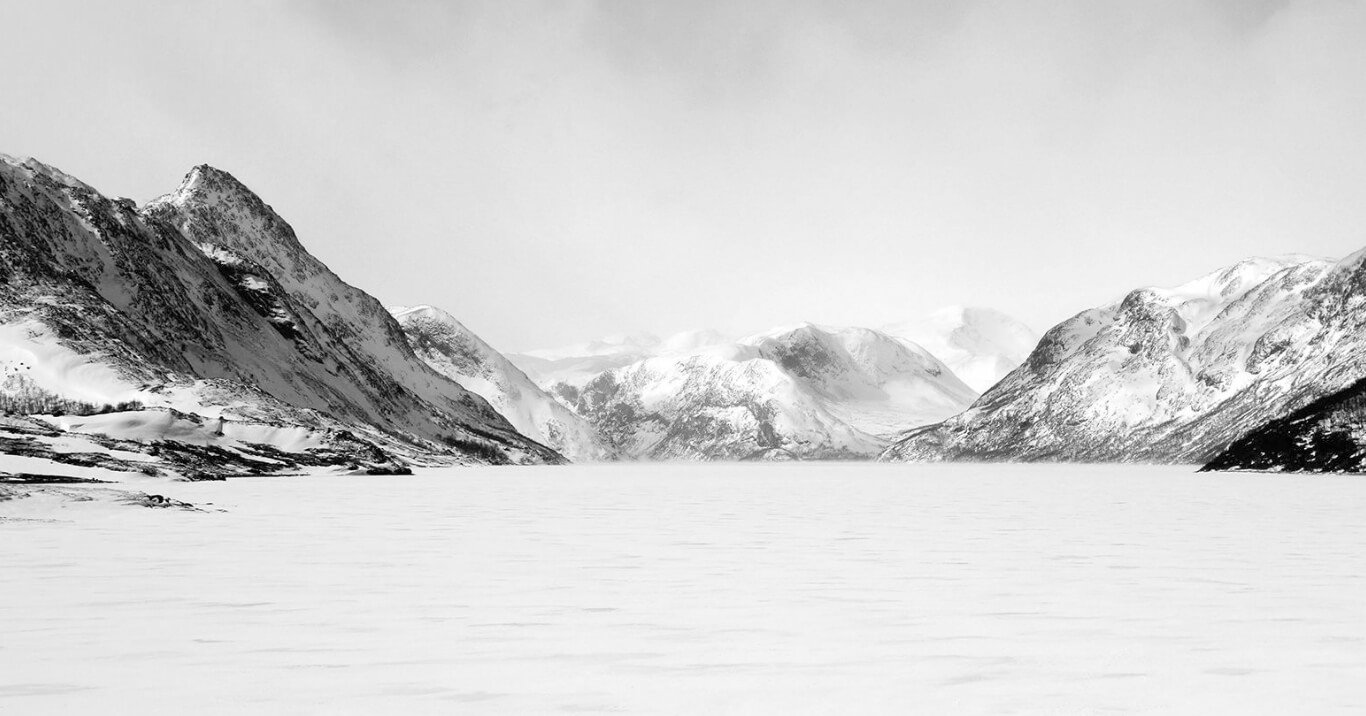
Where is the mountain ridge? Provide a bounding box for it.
[568,322,978,460]
[392,304,612,462]
[0,154,562,478]
[880,253,1365,464]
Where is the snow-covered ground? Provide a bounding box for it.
[2,464,1364,714]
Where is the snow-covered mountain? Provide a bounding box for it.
[741,324,978,438]
[0,153,561,478]
[570,323,977,460]
[882,307,1038,393]
[880,254,1366,464]
[391,305,612,462]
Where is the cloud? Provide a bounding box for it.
[2,0,1364,351]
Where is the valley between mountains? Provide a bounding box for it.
[1,152,1360,483]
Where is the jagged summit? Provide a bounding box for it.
[0,152,562,474]
[144,163,311,260]
[157,163,255,201]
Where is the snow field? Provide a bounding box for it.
[2,463,1363,714]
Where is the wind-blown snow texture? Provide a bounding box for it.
[0,154,560,474]
[4,464,1364,714]
[881,254,1366,463]
[508,332,671,389]
[882,306,1038,393]
[570,323,976,460]
[392,305,611,462]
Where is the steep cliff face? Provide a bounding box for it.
[882,254,1366,464]
[392,305,612,462]
[0,154,560,476]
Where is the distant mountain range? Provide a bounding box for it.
[4,151,1361,474]
[508,314,1033,461]
[565,323,977,460]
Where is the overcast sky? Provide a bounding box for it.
[3,0,1365,350]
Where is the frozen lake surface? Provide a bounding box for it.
[3,463,1364,714]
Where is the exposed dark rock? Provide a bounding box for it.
[0,473,110,484]
[1202,377,1366,473]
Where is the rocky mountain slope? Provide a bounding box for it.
[882,307,1038,393]
[880,253,1366,464]
[391,305,611,462]
[1201,376,1366,473]
[570,323,976,461]
[0,153,561,478]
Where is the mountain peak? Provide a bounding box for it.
[883,251,1365,465]
[390,305,468,332]
[392,304,454,321]
[143,163,311,265]
[158,164,259,207]
[0,151,562,469]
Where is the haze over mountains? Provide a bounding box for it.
[492,246,1366,472]
[1,152,1362,475]
[507,313,1032,461]
[565,323,979,460]
[0,152,1031,475]
[881,307,1039,394]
